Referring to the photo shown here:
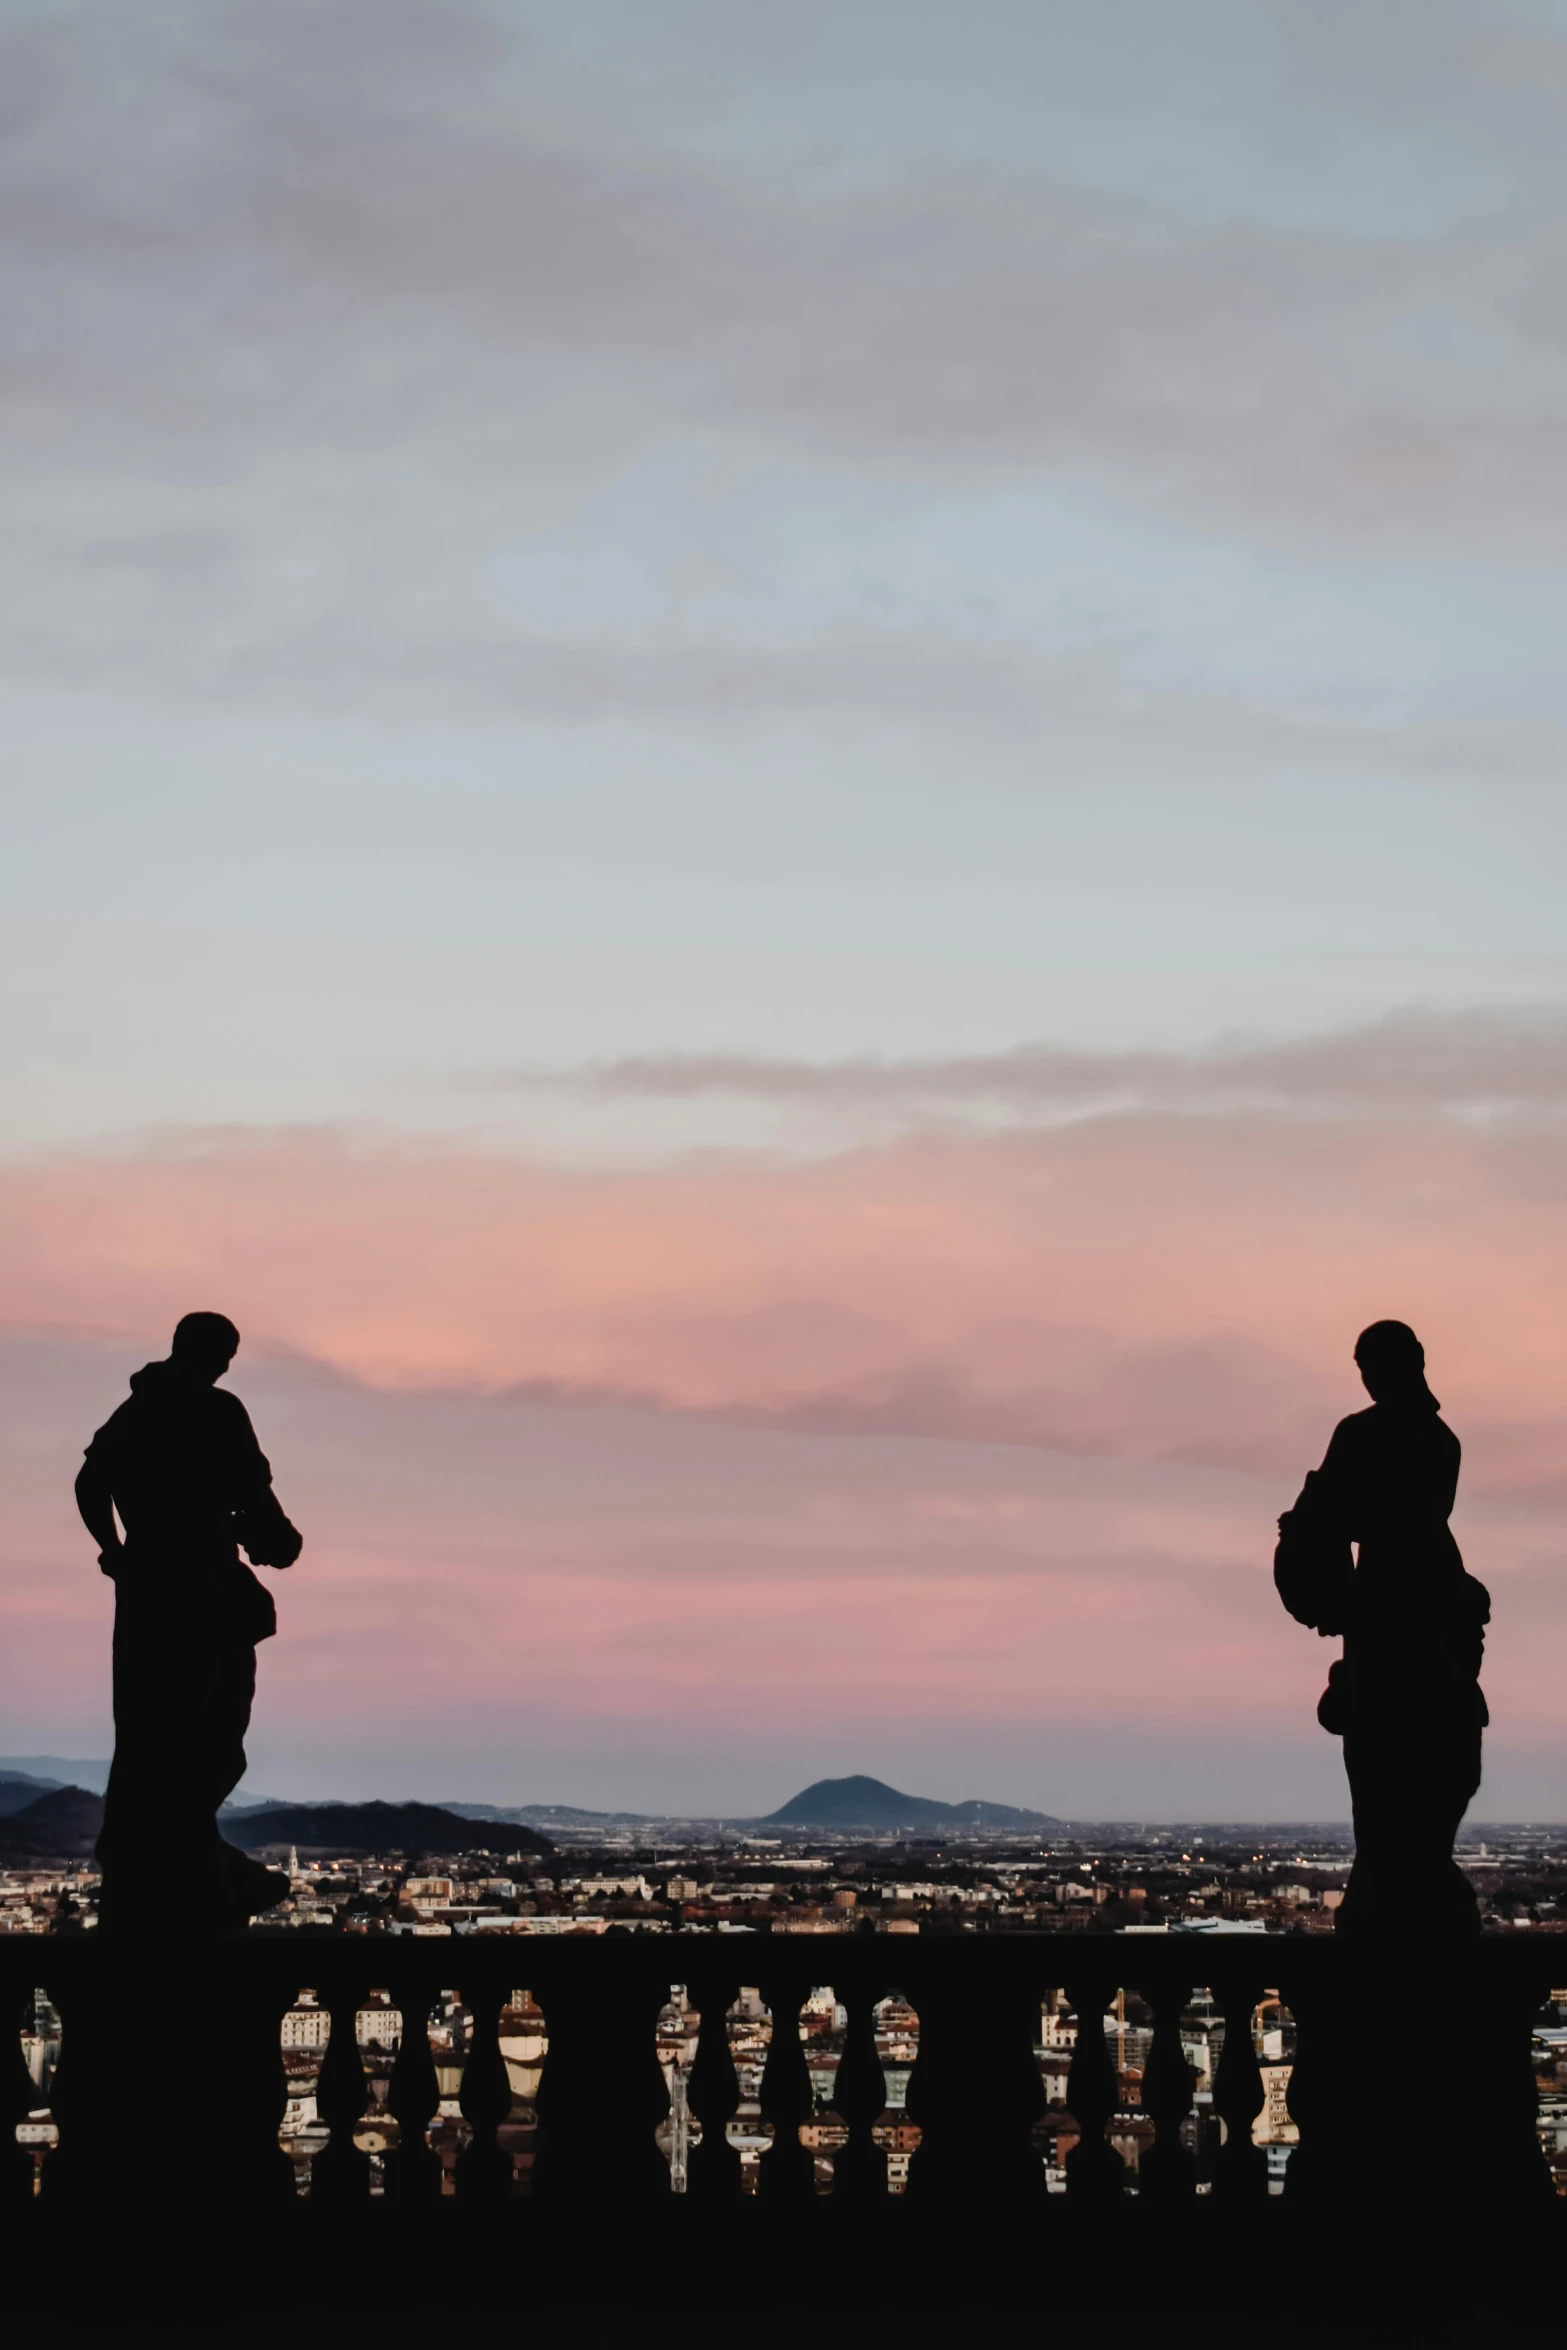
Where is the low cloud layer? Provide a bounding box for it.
[498,1004,1567,1121]
[4,1064,1565,1491]
[4,1331,1561,1812]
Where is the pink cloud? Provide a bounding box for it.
[494,1005,1567,1116]
[1,1113,1563,1492]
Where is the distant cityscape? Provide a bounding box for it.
[7,1766,1567,2204]
[5,1763,1567,1941]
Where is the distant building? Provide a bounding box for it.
[1254,2063,1298,2147]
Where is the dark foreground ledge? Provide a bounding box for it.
[2,1932,1561,2316]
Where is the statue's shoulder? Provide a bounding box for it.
[83,1394,136,1457]
[207,1385,258,1436]
[1322,1405,1376,1464]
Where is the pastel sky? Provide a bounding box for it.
[4,0,1567,1814]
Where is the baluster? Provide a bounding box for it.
[1135,1976,1196,2207]
[456,1979,514,2207]
[1472,1954,1556,2225]
[901,1974,958,2202]
[48,1952,290,2228]
[532,1960,670,2205]
[39,1959,148,2325]
[384,1974,442,2207]
[3,1976,42,2219]
[1283,1957,1356,2215]
[1211,1969,1268,2206]
[905,1962,1042,2207]
[309,1976,372,2207]
[1060,1966,1124,2205]
[41,1961,121,2216]
[830,1985,887,2202]
[223,1961,299,2215]
[756,1973,814,2204]
[1414,1946,1550,2233]
[971,1971,1048,2205]
[654,1988,697,2191]
[1290,1943,1442,2219]
[684,1971,742,2204]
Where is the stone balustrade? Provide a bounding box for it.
[1,1933,1560,2314]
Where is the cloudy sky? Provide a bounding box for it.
[4,0,1567,1814]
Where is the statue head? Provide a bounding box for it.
[170,1310,240,1385]
[1354,1318,1437,1410]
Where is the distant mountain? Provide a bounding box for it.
[457,1780,1062,1832]
[763,1775,1060,1832]
[229,1800,552,1858]
[0,1756,111,1795]
[0,1786,105,1859]
[0,1771,1049,1857]
[0,1789,550,1866]
[0,1772,66,1817]
[448,1801,659,1828]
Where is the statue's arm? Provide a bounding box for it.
[1309,1418,1359,1520]
[1274,1463,1354,1635]
[227,1400,303,1570]
[239,1490,304,1569]
[74,1452,123,1576]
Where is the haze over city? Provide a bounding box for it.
[4,0,1567,1817]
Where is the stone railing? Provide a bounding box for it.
[1,1933,1561,2314]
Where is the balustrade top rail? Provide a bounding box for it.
[5,1921,1566,2003]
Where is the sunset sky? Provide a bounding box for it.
[4,0,1567,1815]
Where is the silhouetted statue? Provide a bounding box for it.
[1276,1321,1488,1935]
[75,1312,303,1933]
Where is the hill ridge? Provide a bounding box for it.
[763,1773,1059,1831]
[230,1798,552,1857]
[0,1785,105,1858]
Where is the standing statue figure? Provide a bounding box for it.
[75,1312,303,1934]
[1275,1320,1488,1935]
